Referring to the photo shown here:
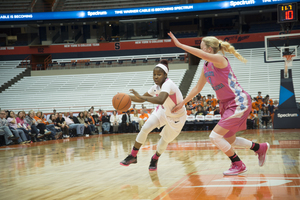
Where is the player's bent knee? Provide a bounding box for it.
[209,131,231,153]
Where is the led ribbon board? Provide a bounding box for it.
[0,0,298,22]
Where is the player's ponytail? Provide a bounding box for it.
[202,36,247,64]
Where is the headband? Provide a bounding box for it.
[155,63,169,74]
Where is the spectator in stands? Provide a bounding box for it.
[138,110,149,130]
[0,110,19,145]
[83,111,89,124]
[110,110,120,133]
[102,111,110,134]
[63,112,85,136]
[7,111,30,144]
[25,110,44,141]
[16,111,36,141]
[69,112,80,124]
[211,94,217,108]
[252,97,260,112]
[273,100,279,110]
[247,110,255,129]
[196,93,202,101]
[56,112,69,138]
[87,112,96,134]
[48,114,63,139]
[206,94,212,104]
[122,110,133,133]
[214,105,220,115]
[77,112,92,135]
[143,106,148,114]
[130,104,136,114]
[53,109,56,116]
[34,111,52,137]
[207,101,213,112]
[261,107,271,128]
[97,109,103,134]
[268,101,276,125]
[186,104,192,116]
[257,91,263,109]
[131,109,140,132]
[195,105,206,116]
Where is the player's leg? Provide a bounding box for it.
[120,114,160,166]
[210,125,247,176]
[226,135,269,167]
[149,136,168,171]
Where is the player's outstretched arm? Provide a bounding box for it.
[168,32,226,67]
[130,89,168,105]
[129,92,151,103]
[172,68,206,113]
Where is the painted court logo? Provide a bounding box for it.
[277,113,298,118]
[230,0,255,7]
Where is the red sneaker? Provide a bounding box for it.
[223,161,247,176]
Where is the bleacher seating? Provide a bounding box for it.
[0,60,26,87]
[188,47,300,100]
[0,69,186,112]
[174,31,198,38]
[0,0,32,13]
[62,0,181,11]
[248,23,281,33]
[50,53,186,69]
[207,29,239,36]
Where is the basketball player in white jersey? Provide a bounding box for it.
[120,59,186,171]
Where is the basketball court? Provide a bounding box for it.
[0,129,299,200]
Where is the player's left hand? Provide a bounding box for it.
[129,89,142,99]
[168,32,181,48]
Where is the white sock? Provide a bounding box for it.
[232,137,252,149]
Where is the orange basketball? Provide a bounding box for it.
[112,93,131,112]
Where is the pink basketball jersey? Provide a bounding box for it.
[203,57,250,110]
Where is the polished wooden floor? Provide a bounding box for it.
[0,129,299,200]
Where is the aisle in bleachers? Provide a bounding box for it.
[0,69,186,112]
[187,47,300,99]
[0,60,26,87]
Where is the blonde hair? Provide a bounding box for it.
[202,36,247,64]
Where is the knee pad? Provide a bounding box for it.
[209,131,231,153]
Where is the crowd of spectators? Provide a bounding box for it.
[183,92,278,130]
[0,92,278,146]
[248,92,278,129]
[0,105,152,146]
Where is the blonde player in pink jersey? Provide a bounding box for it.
[120,59,186,171]
[169,32,269,176]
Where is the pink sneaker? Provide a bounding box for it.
[223,161,247,176]
[256,142,270,167]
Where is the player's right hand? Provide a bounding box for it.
[171,102,184,113]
